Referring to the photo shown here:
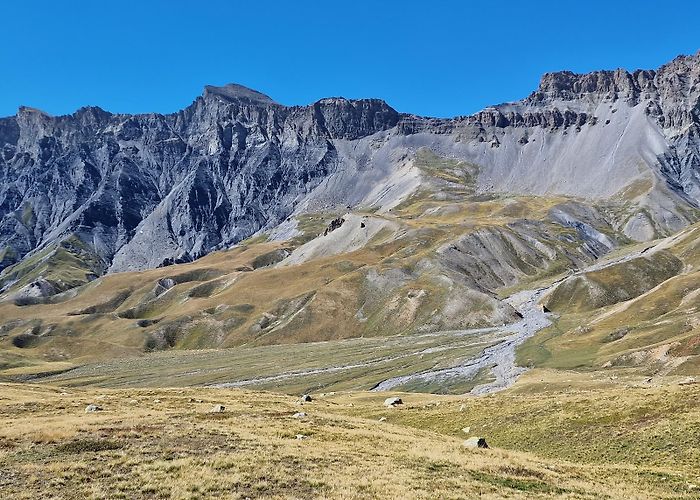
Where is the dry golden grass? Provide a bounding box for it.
[1,147,671,381]
[2,382,698,499]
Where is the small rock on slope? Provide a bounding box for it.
[384,397,403,407]
[463,437,489,450]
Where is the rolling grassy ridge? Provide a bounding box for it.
[519,226,700,375]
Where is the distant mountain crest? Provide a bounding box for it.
[530,50,700,103]
[203,83,277,104]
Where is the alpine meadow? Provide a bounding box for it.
[1,2,700,498]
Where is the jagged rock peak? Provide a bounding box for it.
[17,106,50,116]
[311,96,400,140]
[660,50,700,71]
[203,83,277,105]
[529,68,656,102]
[72,106,113,125]
[528,50,700,103]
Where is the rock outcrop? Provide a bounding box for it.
[462,437,489,450]
[0,86,399,277]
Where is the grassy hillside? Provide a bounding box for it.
[544,250,683,313]
[0,149,630,379]
[0,236,105,303]
[518,226,700,375]
[1,149,699,395]
[1,380,698,499]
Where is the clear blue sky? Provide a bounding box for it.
[1,1,698,118]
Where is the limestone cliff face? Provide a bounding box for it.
[1,53,699,280]
[526,54,700,200]
[394,53,700,242]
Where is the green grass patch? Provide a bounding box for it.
[55,439,123,454]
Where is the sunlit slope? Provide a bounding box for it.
[520,224,700,375]
[1,149,699,389]
[0,150,631,377]
[1,380,698,498]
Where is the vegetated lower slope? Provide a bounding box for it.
[519,223,700,376]
[0,149,639,376]
[1,379,698,499]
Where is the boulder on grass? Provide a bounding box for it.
[463,437,489,450]
[384,397,403,407]
[84,404,102,413]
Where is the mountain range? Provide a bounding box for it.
[1,52,699,390]
[2,53,699,280]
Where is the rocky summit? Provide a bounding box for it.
[0,52,699,290]
[0,87,400,278]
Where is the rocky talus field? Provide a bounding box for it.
[1,53,700,498]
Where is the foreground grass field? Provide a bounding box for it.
[1,376,699,498]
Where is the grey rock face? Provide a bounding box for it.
[0,85,399,274]
[530,54,700,202]
[1,53,700,283]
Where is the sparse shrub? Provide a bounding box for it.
[11,333,40,348]
[56,439,123,454]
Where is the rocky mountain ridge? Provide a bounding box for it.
[1,52,699,295]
